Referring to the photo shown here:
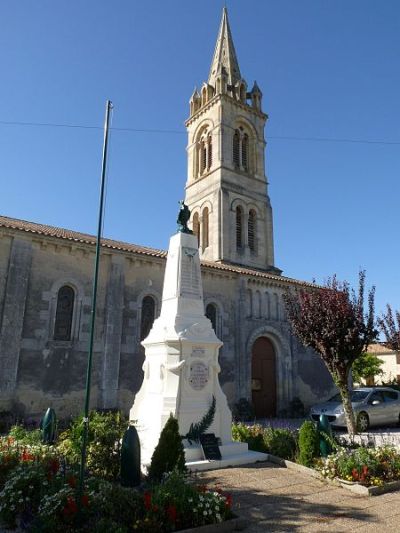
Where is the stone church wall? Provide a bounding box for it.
[0,227,336,420]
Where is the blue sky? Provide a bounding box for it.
[0,0,399,319]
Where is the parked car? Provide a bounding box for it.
[310,387,400,431]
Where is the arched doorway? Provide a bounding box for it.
[251,337,277,418]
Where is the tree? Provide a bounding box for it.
[351,351,384,385]
[283,271,377,435]
[379,305,400,352]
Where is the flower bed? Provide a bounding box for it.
[315,445,400,487]
[0,424,234,532]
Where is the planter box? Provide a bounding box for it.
[179,516,246,532]
[266,453,400,497]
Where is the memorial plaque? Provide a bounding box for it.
[179,247,201,299]
[189,362,209,390]
[200,433,221,461]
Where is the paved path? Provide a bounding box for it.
[199,461,400,532]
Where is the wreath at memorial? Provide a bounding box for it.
[183,395,216,444]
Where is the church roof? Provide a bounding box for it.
[208,7,241,88]
[0,214,315,288]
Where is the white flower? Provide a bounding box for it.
[203,510,207,516]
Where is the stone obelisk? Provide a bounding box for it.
[130,203,267,470]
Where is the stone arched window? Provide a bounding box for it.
[207,134,212,169]
[233,130,240,168]
[196,128,212,178]
[54,285,75,341]
[236,206,243,249]
[140,295,155,341]
[202,207,209,249]
[233,127,251,172]
[206,303,217,332]
[248,209,256,252]
[242,134,249,171]
[193,212,201,247]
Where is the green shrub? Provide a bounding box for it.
[148,415,186,483]
[231,423,267,453]
[298,421,319,467]
[264,428,297,460]
[8,425,42,445]
[57,410,127,481]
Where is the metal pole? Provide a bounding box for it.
[79,100,113,494]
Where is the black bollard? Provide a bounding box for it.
[120,425,141,487]
[40,408,57,444]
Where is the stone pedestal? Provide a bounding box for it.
[130,231,267,470]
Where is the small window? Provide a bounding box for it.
[54,285,74,341]
[200,141,207,175]
[207,135,212,169]
[206,303,217,332]
[202,207,209,249]
[242,134,249,170]
[140,296,155,341]
[248,209,256,251]
[236,206,243,249]
[193,212,200,247]
[233,130,240,168]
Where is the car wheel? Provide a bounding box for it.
[357,412,369,432]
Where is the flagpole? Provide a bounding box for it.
[79,99,113,494]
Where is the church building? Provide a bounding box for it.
[0,9,335,420]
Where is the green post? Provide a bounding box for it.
[318,414,333,457]
[40,408,57,444]
[79,100,113,494]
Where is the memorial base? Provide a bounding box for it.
[184,440,268,472]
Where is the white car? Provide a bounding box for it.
[310,387,400,431]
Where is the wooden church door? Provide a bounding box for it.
[251,337,277,418]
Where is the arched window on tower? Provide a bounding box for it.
[242,134,249,171]
[193,212,201,247]
[54,285,75,341]
[248,209,256,252]
[206,303,217,332]
[236,206,243,249]
[202,207,209,249]
[140,295,155,341]
[233,127,251,172]
[233,130,240,168]
[207,134,212,170]
[200,140,207,175]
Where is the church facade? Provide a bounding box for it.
[0,9,335,420]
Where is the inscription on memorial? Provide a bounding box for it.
[189,361,209,390]
[179,247,201,299]
[191,346,206,358]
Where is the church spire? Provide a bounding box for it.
[208,7,241,88]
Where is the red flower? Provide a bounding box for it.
[21,449,34,462]
[49,458,59,474]
[362,465,368,475]
[144,491,152,510]
[67,497,78,514]
[81,494,89,507]
[67,476,77,488]
[352,468,359,480]
[167,504,177,523]
[225,494,232,509]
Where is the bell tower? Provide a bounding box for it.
[185,8,280,274]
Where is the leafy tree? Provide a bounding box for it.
[352,351,384,384]
[283,271,377,435]
[379,305,400,352]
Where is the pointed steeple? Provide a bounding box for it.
[208,7,241,88]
